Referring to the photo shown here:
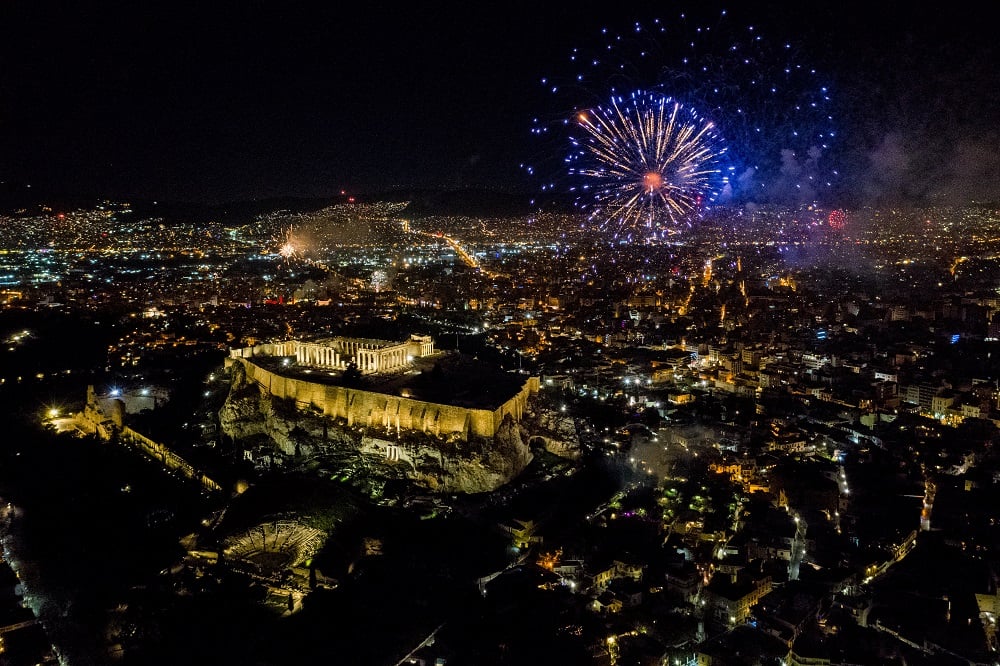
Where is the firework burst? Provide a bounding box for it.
[570,90,727,235]
[370,269,389,292]
[273,226,310,266]
[827,208,846,230]
[528,8,837,229]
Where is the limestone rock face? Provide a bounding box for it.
[523,405,582,460]
[218,361,268,441]
[409,415,533,494]
[218,363,533,493]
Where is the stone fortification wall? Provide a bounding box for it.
[229,356,539,441]
[80,385,222,493]
[120,427,222,493]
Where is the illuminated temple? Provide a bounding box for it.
[232,334,435,374]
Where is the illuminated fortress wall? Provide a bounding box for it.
[227,355,539,441]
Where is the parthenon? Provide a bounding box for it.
[231,334,435,374]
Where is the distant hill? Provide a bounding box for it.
[0,180,89,213]
[367,188,536,218]
[130,197,349,224]
[172,189,555,221]
[0,183,577,221]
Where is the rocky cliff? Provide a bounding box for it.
[522,404,582,460]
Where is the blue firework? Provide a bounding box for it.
[527,8,838,226]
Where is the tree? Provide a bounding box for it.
[640,406,661,429]
[342,362,362,388]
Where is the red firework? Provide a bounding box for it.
[828,209,846,230]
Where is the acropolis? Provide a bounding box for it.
[224,334,540,442]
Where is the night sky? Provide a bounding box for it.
[1,1,997,206]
